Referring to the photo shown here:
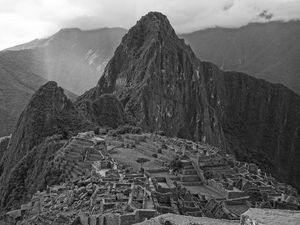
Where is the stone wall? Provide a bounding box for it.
[207,179,227,196]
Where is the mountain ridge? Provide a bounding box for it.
[1,27,127,95]
[181,20,300,94]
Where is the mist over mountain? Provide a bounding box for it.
[4,27,127,95]
[0,51,77,137]
[182,21,300,94]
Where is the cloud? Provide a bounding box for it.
[0,0,300,50]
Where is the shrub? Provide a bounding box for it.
[169,157,183,171]
[152,154,158,158]
[62,130,69,139]
[94,127,100,135]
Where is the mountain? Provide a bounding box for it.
[0,54,76,137]
[3,27,127,95]
[78,12,300,190]
[77,12,226,147]
[0,81,93,210]
[181,21,300,94]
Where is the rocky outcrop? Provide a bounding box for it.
[0,81,93,210]
[77,93,126,128]
[0,136,10,162]
[78,12,300,190]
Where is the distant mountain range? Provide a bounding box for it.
[4,27,127,95]
[181,21,300,94]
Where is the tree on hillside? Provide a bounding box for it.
[169,157,183,172]
[136,158,150,170]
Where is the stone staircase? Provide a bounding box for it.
[179,160,202,186]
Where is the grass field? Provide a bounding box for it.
[110,147,164,172]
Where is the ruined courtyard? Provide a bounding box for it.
[2,127,300,225]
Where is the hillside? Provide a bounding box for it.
[181,21,300,94]
[0,54,76,136]
[0,81,93,210]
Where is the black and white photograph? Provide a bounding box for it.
[0,0,300,224]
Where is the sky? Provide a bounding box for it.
[0,0,300,50]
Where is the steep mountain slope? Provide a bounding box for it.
[77,12,226,147]
[0,136,10,163]
[0,55,46,137]
[78,12,300,190]
[181,21,300,94]
[3,27,127,94]
[77,93,127,128]
[0,81,93,210]
[202,62,300,189]
[0,54,76,137]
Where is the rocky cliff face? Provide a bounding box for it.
[76,93,126,128]
[202,62,300,189]
[79,12,300,190]
[0,136,10,164]
[0,81,93,210]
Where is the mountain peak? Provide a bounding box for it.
[138,11,170,28]
[39,80,58,89]
[28,81,72,111]
[130,11,176,39]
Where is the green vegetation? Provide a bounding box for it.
[169,157,183,172]
[136,157,150,170]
